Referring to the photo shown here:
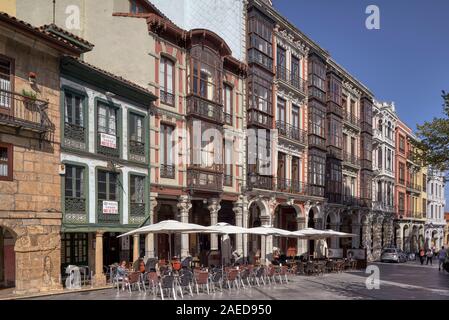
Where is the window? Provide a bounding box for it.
[224,139,233,186]
[61,233,88,269]
[0,57,12,108]
[129,113,144,143]
[308,153,325,187]
[98,170,118,202]
[378,147,383,169]
[65,165,85,200]
[249,70,272,115]
[350,100,356,116]
[328,118,342,148]
[277,97,286,123]
[309,104,325,138]
[292,156,300,181]
[399,135,405,153]
[292,105,300,129]
[130,175,145,216]
[328,76,342,105]
[129,0,146,14]
[386,149,392,170]
[190,46,222,103]
[160,56,175,106]
[98,103,117,136]
[291,56,300,84]
[160,124,175,179]
[342,95,347,109]
[223,84,233,125]
[399,163,405,183]
[399,192,405,212]
[65,92,84,128]
[0,143,13,181]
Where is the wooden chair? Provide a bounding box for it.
[195,271,210,295]
[124,271,142,293]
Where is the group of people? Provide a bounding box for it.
[418,246,448,271]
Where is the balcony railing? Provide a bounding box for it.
[372,201,395,212]
[65,197,86,215]
[406,181,422,193]
[342,195,361,206]
[247,109,273,128]
[97,200,120,224]
[64,123,86,149]
[0,88,54,133]
[186,95,223,124]
[343,152,360,167]
[361,121,373,134]
[160,90,175,107]
[247,173,273,190]
[327,102,343,118]
[187,169,223,193]
[160,164,175,179]
[97,133,120,158]
[248,48,273,71]
[276,178,308,195]
[276,121,307,145]
[308,135,326,149]
[326,192,342,204]
[130,202,146,216]
[276,66,307,95]
[129,140,146,162]
[309,185,325,198]
[343,110,360,128]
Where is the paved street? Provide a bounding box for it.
[28,261,449,300]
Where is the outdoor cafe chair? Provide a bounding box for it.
[265,266,277,284]
[194,271,211,295]
[123,271,143,293]
[226,269,240,289]
[325,260,335,273]
[253,266,266,286]
[278,265,289,283]
[295,262,305,275]
[238,267,251,288]
[177,269,194,298]
[159,274,177,300]
[209,269,223,292]
[144,271,160,297]
[305,261,315,276]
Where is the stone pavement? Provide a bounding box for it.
[23,261,449,300]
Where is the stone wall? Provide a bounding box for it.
[0,27,63,294]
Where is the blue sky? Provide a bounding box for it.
[273,0,449,210]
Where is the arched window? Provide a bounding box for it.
[378,119,383,133]
[387,121,392,139]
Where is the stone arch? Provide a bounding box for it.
[273,203,300,257]
[0,224,17,290]
[403,224,410,252]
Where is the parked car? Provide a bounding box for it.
[381,248,407,263]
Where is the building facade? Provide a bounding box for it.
[394,121,426,252]
[0,13,89,294]
[371,101,397,254]
[425,168,446,249]
[59,56,157,285]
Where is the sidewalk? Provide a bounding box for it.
[0,284,113,301]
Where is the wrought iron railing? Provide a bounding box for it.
[0,88,54,132]
[187,169,223,192]
[64,123,86,149]
[129,140,145,162]
[160,90,175,107]
[276,121,307,144]
[276,66,307,94]
[97,133,120,158]
[160,164,175,179]
[97,200,120,223]
[406,181,422,193]
[65,197,86,215]
[276,178,308,195]
[247,173,273,190]
[186,95,224,124]
[130,202,146,216]
[343,152,360,167]
[343,110,360,127]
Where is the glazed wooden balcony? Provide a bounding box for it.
[186,95,224,124]
[97,200,120,224]
[130,202,146,217]
[276,66,307,96]
[361,121,373,135]
[247,108,273,129]
[0,88,54,133]
[187,168,223,193]
[276,121,307,145]
[342,195,361,206]
[129,139,146,162]
[276,178,308,195]
[64,197,87,224]
[97,133,120,158]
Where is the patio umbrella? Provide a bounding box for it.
[291,228,330,240]
[247,226,297,265]
[322,229,357,238]
[118,220,211,262]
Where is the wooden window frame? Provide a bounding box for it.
[64,164,85,199]
[160,56,175,95]
[223,84,233,125]
[97,170,119,201]
[0,142,13,181]
[160,123,175,166]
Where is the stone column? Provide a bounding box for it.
[395,224,403,250]
[208,198,221,250]
[261,215,271,264]
[133,234,140,262]
[330,223,341,249]
[297,217,307,255]
[372,216,384,261]
[93,231,106,286]
[177,195,192,258]
[383,217,393,247]
[242,197,249,262]
[361,215,373,262]
[352,223,361,248]
[233,202,244,255]
[144,194,157,261]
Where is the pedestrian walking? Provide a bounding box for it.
[426,248,433,265]
[437,246,447,271]
[419,248,425,265]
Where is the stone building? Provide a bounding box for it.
[371,101,398,256]
[0,13,90,294]
[425,168,446,249]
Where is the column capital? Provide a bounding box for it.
[177,195,192,212]
[208,198,221,214]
